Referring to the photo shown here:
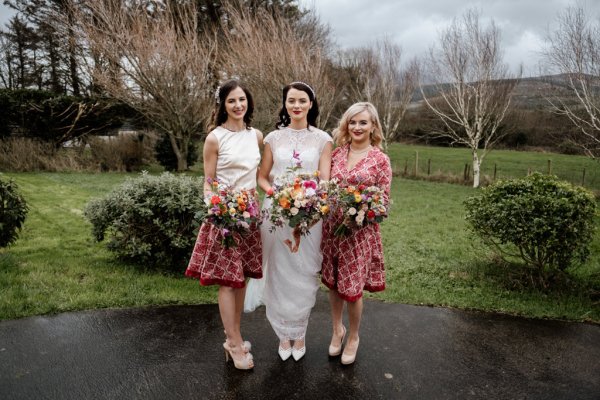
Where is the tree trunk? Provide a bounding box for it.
[472,150,481,188]
[168,133,188,172]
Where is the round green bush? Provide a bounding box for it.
[84,172,204,271]
[0,178,29,248]
[464,173,597,274]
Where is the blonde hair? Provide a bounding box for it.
[333,102,384,148]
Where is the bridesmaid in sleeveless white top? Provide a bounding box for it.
[185,80,263,370]
[245,82,333,361]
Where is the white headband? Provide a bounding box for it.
[289,81,316,99]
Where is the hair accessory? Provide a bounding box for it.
[214,86,221,103]
[290,81,316,99]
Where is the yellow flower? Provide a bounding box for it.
[229,207,236,215]
[321,205,330,214]
[354,193,362,203]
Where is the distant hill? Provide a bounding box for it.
[413,74,581,110]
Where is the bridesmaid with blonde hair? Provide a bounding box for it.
[321,102,392,365]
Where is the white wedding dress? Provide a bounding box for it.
[244,126,332,342]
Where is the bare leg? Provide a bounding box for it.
[342,297,363,362]
[234,285,247,340]
[328,290,346,351]
[219,286,252,366]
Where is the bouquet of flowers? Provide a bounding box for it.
[266,151,334,251]
[333,184,387,236]
[198,178,260,249]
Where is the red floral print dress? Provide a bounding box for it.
[321,144,392,302]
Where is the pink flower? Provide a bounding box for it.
[303,180,317,190]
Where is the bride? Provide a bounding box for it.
[245,81,332,361]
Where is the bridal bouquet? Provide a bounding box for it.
[199,178,260,248]
[267,171,333,235]
[333,184,387,236]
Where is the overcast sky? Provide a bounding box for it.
[2,1,599,77]
[299,0,600,76]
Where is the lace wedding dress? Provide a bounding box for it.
[244,126,332,342]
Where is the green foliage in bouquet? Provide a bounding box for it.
[84,172,204,271]
[0,178,29,248]
[464,173,597,279]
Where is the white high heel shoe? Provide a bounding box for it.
[292,345,306,361]
[278,343,292,361]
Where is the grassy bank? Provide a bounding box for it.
[1,168,598,322]
[389,144,600,191]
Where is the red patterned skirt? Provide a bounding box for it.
[321,216,386,302]
[185,222,262,288]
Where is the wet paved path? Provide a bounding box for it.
[1,292,599,399]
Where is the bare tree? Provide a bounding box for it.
[421,9,519,188]
[543,6,600,158]
[338,38,419,150]
[218,4,341,132]
[72,0,217,171]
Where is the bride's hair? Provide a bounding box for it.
[333,102,384,148]
[275,82,319,129]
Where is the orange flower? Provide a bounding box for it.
[321,205,330,214]
[279,196,291,209]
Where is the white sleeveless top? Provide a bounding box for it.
[212,126,260,190]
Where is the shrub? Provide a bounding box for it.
[88,132,157,172]
[84,172,204,271]
[0,138,88,172]
[464,173,597,280]
[154,134,199,171]
[0,178,29,248]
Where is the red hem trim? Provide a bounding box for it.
[321,278,385,302]
[185,270,263,288]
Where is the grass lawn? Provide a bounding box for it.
[389,143,600,192]
[1,145,599,322]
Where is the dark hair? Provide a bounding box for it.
[207,80,254,132]
[275,82,319,129]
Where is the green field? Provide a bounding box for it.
[1,144,599,322]
[389,144,600,191]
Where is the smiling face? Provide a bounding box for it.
[285,88,312,125]
[224,86,248,122]
[348,110,374,146]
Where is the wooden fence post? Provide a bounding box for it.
[582,168,586,186]
[404,160,408,175]
[493,163,497,181]
[414,151,419,176]
[427,159,431,176]
[547,159,552,175]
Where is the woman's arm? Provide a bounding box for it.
[377,153,393,207]
[257,143,274,192]
[203,132,219,195]
[318,141,333,180]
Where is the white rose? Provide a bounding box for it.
[290,207,299,215]
[294,200,301,208]
[305,188,316,197]
[348,207,357,215]
[243,211,250,219]
[356,215,364,225]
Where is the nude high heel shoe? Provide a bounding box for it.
[328,325,346,357]
[223,342,254,370]
[341,337,359,365]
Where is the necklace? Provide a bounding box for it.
[349,145,372,154]
[222,124,246,132]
